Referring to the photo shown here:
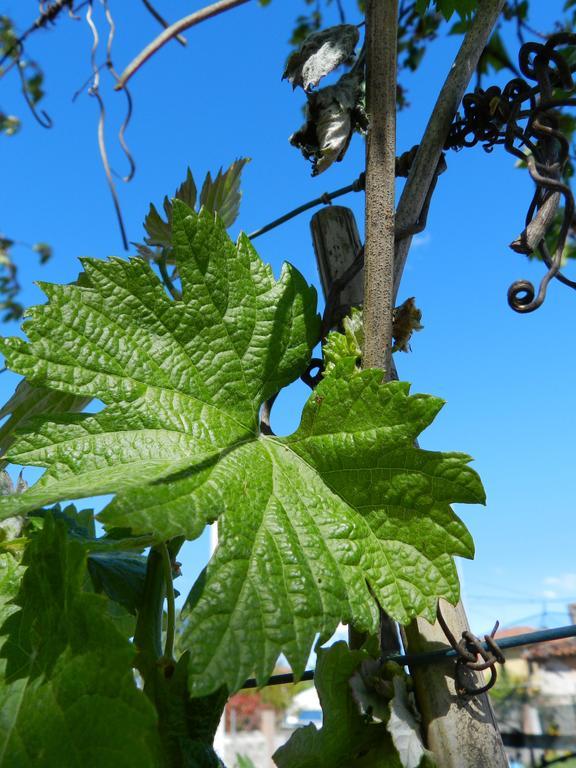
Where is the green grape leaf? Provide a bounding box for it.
[33,242,53,264]
[273,642,402,768]
[177,366,479,694]
[0,551,22,622]
[0,204,480,698]
[144,159,249,250]
[0,516,161,766]
[0,378,90,466]
[151,652,227,768]
[0,202,319,529]
[283,24,360,91]
[0,114,20,136]
[323,307,363,374]
[87,551,148,614]
[237,756,257,768]
[199,158,251,229]
[387,677,433,768]
[144,167,198,248]
[31,502,153,553]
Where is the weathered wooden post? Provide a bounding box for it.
[310,207,507,768]
[310,205,363,326]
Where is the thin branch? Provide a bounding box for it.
[72,63,106,101]
[510,191,560,254]
[140,0,188,46]
[15,56,53,128]
[86,4,129,250]
[158,253,181,300]
[393,0,507,303]
[115,0,252,90]
[247,147,419,243]
[103,0,136,183]
[0,0,83,69]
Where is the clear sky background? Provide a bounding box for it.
[1,0,575,638]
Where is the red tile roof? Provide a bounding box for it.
[524,637,576,660]
[494,626,536,640]
[494,626,576,660]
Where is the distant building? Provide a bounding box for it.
[492,606,576,764]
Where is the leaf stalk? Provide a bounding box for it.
[115,0,252,90]
[160,541,176,663]
[134,538,183,684]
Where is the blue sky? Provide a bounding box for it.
[1,0,575,637]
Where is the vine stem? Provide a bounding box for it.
[158,253,181,300]
[349,0,400,658]
[393,0,507,301]
[140,0,188,46]
[133,538,183,687]
[160,542,176,662]
[133,546,166,675]
[389,1,509,764]
[115,0,251,90]
[362,0,398,374]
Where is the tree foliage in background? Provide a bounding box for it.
[0,13,52,322]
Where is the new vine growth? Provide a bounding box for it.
[0,0,574,766]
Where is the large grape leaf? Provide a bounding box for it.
[175,365,480,693]
[0,516,161,766]
[143,159,249,252]
[0,202,319,533]
[199,158,251,230]
[0,380,90,468]
[0,203,481,697]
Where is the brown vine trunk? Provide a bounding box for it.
[362,0,509,766]
[362,0,398,374]
[313,0,509,764]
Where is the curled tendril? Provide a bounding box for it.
[507,279,536,312]
[446,33,576,314]
[15,49,53,129]
[85,1,129,250]
[103,0,136,183]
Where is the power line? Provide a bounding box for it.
[466,594,576,604]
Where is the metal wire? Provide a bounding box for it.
[247,174,365,241]
[241,622,576,690]
[247,147,421,242]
